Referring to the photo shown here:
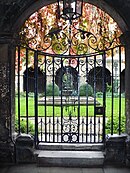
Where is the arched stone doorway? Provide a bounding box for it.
[10,0,127,145]
[88,67,111,92]
[23,67,45,93]
[12,0,128,33]
[0,0,130,165]
[55,66,78,92]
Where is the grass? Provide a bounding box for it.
[15,95,125,118]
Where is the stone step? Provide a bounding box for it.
[37,150,104,167]
[38,143,104,151]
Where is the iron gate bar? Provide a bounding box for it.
[49,118,51,141]
[25,48,29,134]
[45,55,47,142]
[61,57,63,142]
[78,56,80,143]
[17,46,21,134]
[34,51,38,146]
[86,56,89,143]
[52,56,55,142]
[119,46,122,135]
[94,55,97,143]
[111,48,114,135]
[102,51,106,141]
[98,117,100,142]
[40,118,43,141]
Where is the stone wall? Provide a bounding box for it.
[0,61,14,163]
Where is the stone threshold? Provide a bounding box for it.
[37,150,105,167]
[38,143,104,151]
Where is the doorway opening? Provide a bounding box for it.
[15,2,125,146]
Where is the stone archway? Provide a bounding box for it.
[0,0,130,165]
[23,67,45,93]
[12,0,128,33]
[88,67,111,92]
[55,67,78,91]
[12,1,128,141]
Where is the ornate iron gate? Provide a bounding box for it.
[16,45,125,145]
[14,47,111,143]
[37,52,106,143]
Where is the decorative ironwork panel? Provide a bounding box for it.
[19,3,121,55]
[15,45,125,145]
[36,51,106,143]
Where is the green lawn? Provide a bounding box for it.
[15,96,125,118]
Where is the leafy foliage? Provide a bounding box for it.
[96,92,103,98]
[105,115,126,134]
[79,83,93,96]
[15,118,35,135]
[46,83,59,96]
[106,83,112,93]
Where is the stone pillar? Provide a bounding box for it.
[126,136,130,167]
[15,134,35,163]
[125,32,130,164]
[0,34,15,163]
[120,31,130,166]
[125,35,130,135]
[120,32,130,135]
[105,135,127,165]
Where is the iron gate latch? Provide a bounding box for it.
[95,106,104,115]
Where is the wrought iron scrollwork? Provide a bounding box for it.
[62,117,78,142]
[19,2,121,56]
[20,22,120,55]
[43,28,69,55]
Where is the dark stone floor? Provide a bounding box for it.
[0,164,130,173]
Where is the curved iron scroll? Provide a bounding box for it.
[20,22,120,55]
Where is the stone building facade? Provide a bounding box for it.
[0,0,130,166]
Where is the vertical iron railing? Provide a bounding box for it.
[52,57,55,142]
[25,48,29,134]
[15,45,125,145]
[44,55,47,142]
[119,46,122,135]
[108,45,124,136]
[61,57,63,142]
[77,56,80,142]
[17,46,21,134]
[86,56,89,143]
[93,55,97,143]
[34,51,38,147]
[111,48,114,135]
[102,51,106,141]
